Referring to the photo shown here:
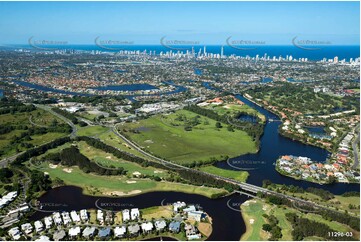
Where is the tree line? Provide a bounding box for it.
[56,146,126,176]
[286,213,356,241]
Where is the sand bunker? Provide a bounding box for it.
[49,164,58,169]
[63,168,73,173]
[105,190,142,196]
[126,180,137,184]
[249,219,255,224]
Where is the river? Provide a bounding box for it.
[215,94,360,194]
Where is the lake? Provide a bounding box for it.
[30,186,249,241]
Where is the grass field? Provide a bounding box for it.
[98,131,153,160]
[33,161,226,198]
[120,109,257,164]
[204,103,266,122]
[240,200,270,241]
[77,141,168,178]
[199,165,249,182]
[141,205,173,220]
[0,109,67,159]
[77,125,109,137]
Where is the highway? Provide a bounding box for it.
[34,104,77,138]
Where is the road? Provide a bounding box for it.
[34,104,77,138]
[112,124,358,218]
[352,125,360,169]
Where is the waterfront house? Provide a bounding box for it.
[8,227,21,240]
[173,201,186,212]
[128,224,140,236]
[21,223,33,235]
[122,209,130,222]
[188,211,205,222]
[52,212,62,226]
[154,219,167,231]
[61,212,72,226]
[80,209,88,221]
[53,229,66,241]
[183,205,196,213]
[68,226,81,238]
[169,221,181,233]
[34,220,44,233]
[98,227,111,238]
[44,216,53,229]
[97,210,104,223]
[70,211,80,223]
[114,226,127,238]
[141,222,153,233]
[105,211,113,224]
[185,224,201,240]
[82,226,96,238]
[131,208,140,220]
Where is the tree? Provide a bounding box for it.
[215,122,222,129]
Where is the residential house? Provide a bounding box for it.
[128,224,140,236]
[80,209,88,222]
[82,227,96,238]
[68,226,81,238]
[154,219,167,231]
[34,220,44,233]
[131,208,140,220]
[98,227,111,239]
[97,210,104,224]
[141,222,153,233]
[114,226,127,238]
[70,211,80,223]
[21,223,33,235]
[122,209,130,222]
[53,230,66,241]
[8,227,22,240]
[169,221,181,233]
[44,216,53,229]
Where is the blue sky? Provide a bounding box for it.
[0,1,359,45]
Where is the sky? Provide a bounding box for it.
[0,1,359,45]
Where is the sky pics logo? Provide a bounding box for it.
[28,37,68,50]
[292,36,331,51]
[95,36,134,51]
[160,36,200,51]
[226,36,266,50]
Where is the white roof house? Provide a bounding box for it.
[21,223,33,234]
[122,209,130,222]
[80,209,88,221]
[173,201,186,212]
[141,222,153,233]
[183,205,196,213]
[61,212,72,225]
[97,210,104,223]
[53,212,62,225]
[188,211,204,222]
[82,226,96,238]
[154,219,167,231]
[114,226,127,237]
[35,235,50,241]
[131,208,140,220]
[70,211,80,223]
[8,227,22,240]
[44,216,53,229]
[34,220,44,233]
[68,226,81,237]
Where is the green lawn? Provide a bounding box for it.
[199,165,249,182]
[77,141,168,178]
[120,109,257,164]
[34,162,226,198]
[0,109,67,159]
[77,125,109,137]
[205,103,266,122]
[240,200,269,241]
